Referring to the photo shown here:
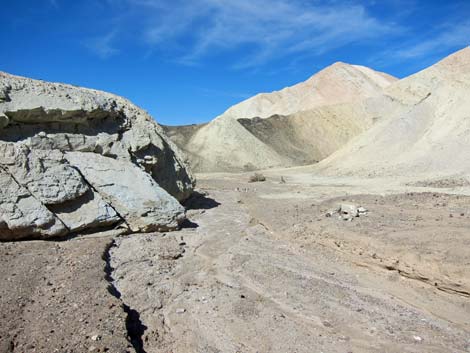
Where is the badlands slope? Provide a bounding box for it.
[319,46,470,178]
[164,63,396,172]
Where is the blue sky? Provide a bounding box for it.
[1,0,469,125]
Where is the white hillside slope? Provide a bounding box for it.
[186,116,288,172]
[184,63,396,172]
[319,46,470,177]
[221,62,396,120]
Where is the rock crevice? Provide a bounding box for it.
[102,240,148,353]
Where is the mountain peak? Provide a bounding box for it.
[307,61,396,85]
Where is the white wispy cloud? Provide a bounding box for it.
[94,0,398,67]
[394,21,470,59]
[84,31,119,59]
[367,18,470,72]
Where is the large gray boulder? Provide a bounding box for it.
[65,152,185,232]
[0,71,195,240]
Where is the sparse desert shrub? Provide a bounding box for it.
[248,173,266,183]
[243,163,257,171]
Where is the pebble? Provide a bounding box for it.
[90,334,101,341]
[357,206,368,214]
[413,335,423,342]
[176,308,186,314]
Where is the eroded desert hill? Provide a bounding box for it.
[318,46,470,177]
[164,62,397,172]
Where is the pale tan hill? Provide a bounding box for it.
[220,62,396,120]
[165,63,396,172]
[178,116,289,172]
[318,46,470,178]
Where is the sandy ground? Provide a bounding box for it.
[2,169,470,352]
[0,237,134,353]
[111,170,470,353]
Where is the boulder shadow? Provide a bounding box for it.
[183,191,221,210]
[180,218,199,229]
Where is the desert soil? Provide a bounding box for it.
[2,169,470,353]
[0,236,133,353]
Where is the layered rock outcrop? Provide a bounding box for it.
[0,72,195,240]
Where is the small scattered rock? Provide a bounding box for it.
[357,206,368,214]
[326,204,369,220]
[325,207,339,217]
[340,204,359,219]
[90,334,101,341]
[176,308,186,314]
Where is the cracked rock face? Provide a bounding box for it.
[0,71,195,240]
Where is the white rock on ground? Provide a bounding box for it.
[0,71,194,240]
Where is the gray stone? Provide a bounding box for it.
[0,71,195,240]
[0,84,11,103]
[48,189,122,232]
[0,71,194,201]
[340,204,359,219]
[0,113,8,128]
[0,167,67,240]
[66,152,185,232]
[6,147,89,205]
[325,206,340,218]
[357,206,368,214]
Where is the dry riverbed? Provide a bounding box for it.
[1,171,470,352]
